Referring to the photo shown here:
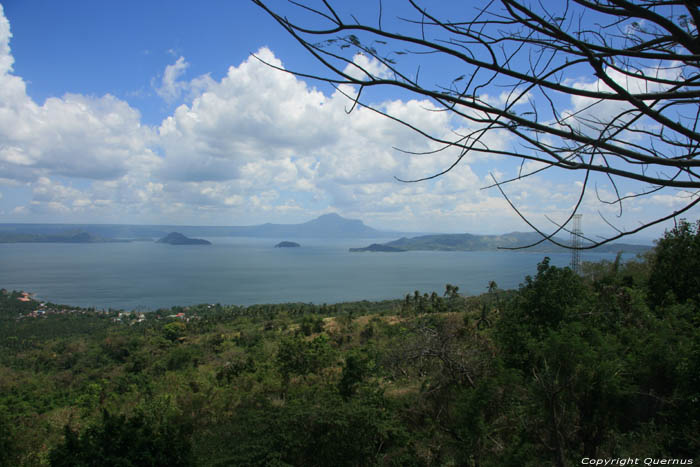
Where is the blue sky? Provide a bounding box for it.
[0,1,696,241]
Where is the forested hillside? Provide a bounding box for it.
[349,232,650,254]
[1,221,698,466]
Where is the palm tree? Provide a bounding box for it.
[487,281,498,295]
[444,284,459,299]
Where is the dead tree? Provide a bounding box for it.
[252,0,700,247]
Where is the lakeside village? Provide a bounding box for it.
[4,289,203,323]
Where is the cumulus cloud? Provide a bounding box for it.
[0,14,556,232]
[0,7,158,185]
[4,3,685,235]
[561,62,684,144]
[3,0,519,228]
[342,53,392,81]
[479,89,532,108]
[0,6,13,77]
[155,56,190,102]
[151,46,491,221]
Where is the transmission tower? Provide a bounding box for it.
[570,214,582,273]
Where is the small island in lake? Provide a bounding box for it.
[275,241,301,248]
[157,232,211,245]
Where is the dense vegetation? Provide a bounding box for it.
[1,221,698,466]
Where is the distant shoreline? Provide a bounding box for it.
[1,239,642,312]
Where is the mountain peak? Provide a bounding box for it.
[306,213,361,225]
[318,212,342,219]
[313,213,346,223]
[288,213,379,236]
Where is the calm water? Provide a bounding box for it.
[0,237,628,310]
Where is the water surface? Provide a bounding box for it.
[0,237,629,310]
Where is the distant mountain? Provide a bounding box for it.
[0,213,395,240]
[350,232,651,254]
[226,213,387,238]
[0,231,121,243]
[0,224,172,240]
[156,232,211,245]
[0,216,654,250]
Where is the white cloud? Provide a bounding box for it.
[563,62,683,142]
[1,1,693,236]
[342,53,392,81]
[155,56,189,102]
[4,0,519,228]
[0,4,13,76]
[645,192,698,209]
[0,27,571,230]
[479,90,532,108]
[0,17,158,184]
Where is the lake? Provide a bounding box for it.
[0,237,631,310]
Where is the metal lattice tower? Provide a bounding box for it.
[570,214,582,273]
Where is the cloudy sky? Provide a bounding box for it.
[0,1,696,240]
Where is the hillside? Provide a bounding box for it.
[1,222,698,466]
[350,231,651,254]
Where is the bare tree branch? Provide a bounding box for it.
[252,0,700,247]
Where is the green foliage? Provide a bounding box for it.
[163,321,186,342]
[516,257,584,329]
[496,257,585,370]
[448,364,525,466]
[0,407,18,467]
[3,233,700,465]
[648,219,700,308]
[100,334,133,363]
[49,409,193,467]
[216,351,256,383]
[276,334,335,382]
[207,389,412,467]
[166,345,197,371]
[299,315,324,336]
[338,349,375,400]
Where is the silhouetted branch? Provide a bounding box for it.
[252,0,700,247]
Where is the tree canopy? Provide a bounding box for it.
[1,230,699,464]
